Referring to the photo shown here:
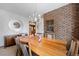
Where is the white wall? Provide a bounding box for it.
[0,9,44,47]
[36,17,44,34]
[0,9,29,46]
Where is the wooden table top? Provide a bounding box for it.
[19,36,67,56]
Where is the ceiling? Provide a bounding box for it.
[0,3,69,17]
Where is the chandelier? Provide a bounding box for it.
[29,12,41,23]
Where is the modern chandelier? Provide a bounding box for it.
[28,12,41,23]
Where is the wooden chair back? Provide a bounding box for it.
[67,39,79,56]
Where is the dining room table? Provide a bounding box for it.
[19,36,67,56]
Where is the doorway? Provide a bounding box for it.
[29,21,36,36]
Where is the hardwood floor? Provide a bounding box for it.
[0,45,16,56]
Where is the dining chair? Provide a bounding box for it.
[15,36,29,56]
[19,43,29,56]
[66,39,79,56]
[15,36,22,56]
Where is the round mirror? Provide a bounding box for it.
[13,22,21,28]
[8,20,23,32]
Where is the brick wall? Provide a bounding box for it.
[43,4,79,41]
[72,4,79,40]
